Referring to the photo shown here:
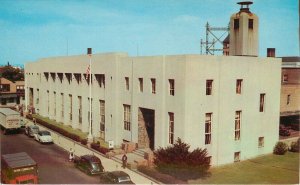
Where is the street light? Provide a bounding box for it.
[87,48,93,143]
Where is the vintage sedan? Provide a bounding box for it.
[100,171,134,184]
[74,155,104,175]
[34,130,53,144]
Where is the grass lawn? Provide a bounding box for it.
[189,152,299,184]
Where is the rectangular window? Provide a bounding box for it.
[169,79,175,96]
[234,19,239,29]
[53,92,56,116]
[123,105,131,131]
[234,152,240,162]
[259,93,265,112]
[169,112,174,144]
[248,19,253,29]
[61,93,64,118]
[69,94,72,121]
[151,78,156,94]
[139,78,143,92]
[206,80,213,95]
[205,113,212,145]
[78,96,82,124]
[282,74,288,82]
[100,100,105,139]
[236,79,243,94]
[235,111,241,140]
[287,94,291,105]
[258,137,264,148]
[125,77,129,91]
[88,98,93,126]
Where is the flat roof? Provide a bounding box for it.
[0,108,19,116]
[2,152,37,169]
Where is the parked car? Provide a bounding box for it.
[25,125,39,137]
[100,171,134,184]
[74,155,104,175]
[34,130,53,144]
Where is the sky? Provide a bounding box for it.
[0,0,299,66]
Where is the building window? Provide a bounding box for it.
[206,80,213,95]
[236,79,243,94]
[169,79,175,96]
[258,137,264,148]
[287,94,291,105]
[234,152,240,162]
[234,19,239,29]
[248,19,253,29]
[53,92,56,116]
[151,78,156,94]
[123,104,131,131]
[69,94,72,121]
[169,112,174,144]
[61,93,64,118]
[282,74,288,82]
[95,74,105,88]
[88,98,93,126]
[100,100,105,139]
[259,93,265,112]
[125,77,129,91]
[235,111,241,140]
[205,113,212,145]
[78,96,82,124]
[138,78,143,92]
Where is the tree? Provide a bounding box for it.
[0,66,24,82]
[153,138,211,180]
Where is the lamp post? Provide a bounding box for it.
[87,48,93,143]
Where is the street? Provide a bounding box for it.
[0,130,99,184]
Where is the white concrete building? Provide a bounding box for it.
[24,1,281,166]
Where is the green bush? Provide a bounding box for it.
[273,142,288,155]
[153,138,210,180]
[290,138,300,153]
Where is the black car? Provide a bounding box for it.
[74,155,104,175]
[100,171,134,184]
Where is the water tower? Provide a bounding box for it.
[229,1,258,56]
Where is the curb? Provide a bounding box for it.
[24,117,162,184]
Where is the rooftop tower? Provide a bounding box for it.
[229,1,258,56]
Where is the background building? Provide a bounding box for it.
[0,77,25,107]
[280,57,300,125]
[24,1,282,166]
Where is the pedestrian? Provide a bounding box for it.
[69,148,74,162]
[122,153,128,169]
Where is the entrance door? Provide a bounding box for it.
[138,108,155,150]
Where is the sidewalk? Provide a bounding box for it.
[24,117,160,184]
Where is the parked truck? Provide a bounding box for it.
[0,108,21,134]
[1,152,38,184]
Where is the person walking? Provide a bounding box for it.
[69,148,74,162]
[122,153,128,169]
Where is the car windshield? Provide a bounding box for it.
[32,128,39,132]
[91,162,101,170]
[41,132,50,136]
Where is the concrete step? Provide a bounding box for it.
[132,150,145,158]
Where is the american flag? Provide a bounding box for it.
[85,65,90,80]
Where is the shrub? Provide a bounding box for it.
[98,147,110,155]
[279,126,291,136]
[290,138,300,153]
[81,139,87,145]
[153,138,210,180]
[273,142,288,155]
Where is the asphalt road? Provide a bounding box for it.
[0,129,100,184]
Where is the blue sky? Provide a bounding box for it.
[0,0,298,66]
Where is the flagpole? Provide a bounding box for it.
[87,48,93,143]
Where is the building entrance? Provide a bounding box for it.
[138,108,155,150]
